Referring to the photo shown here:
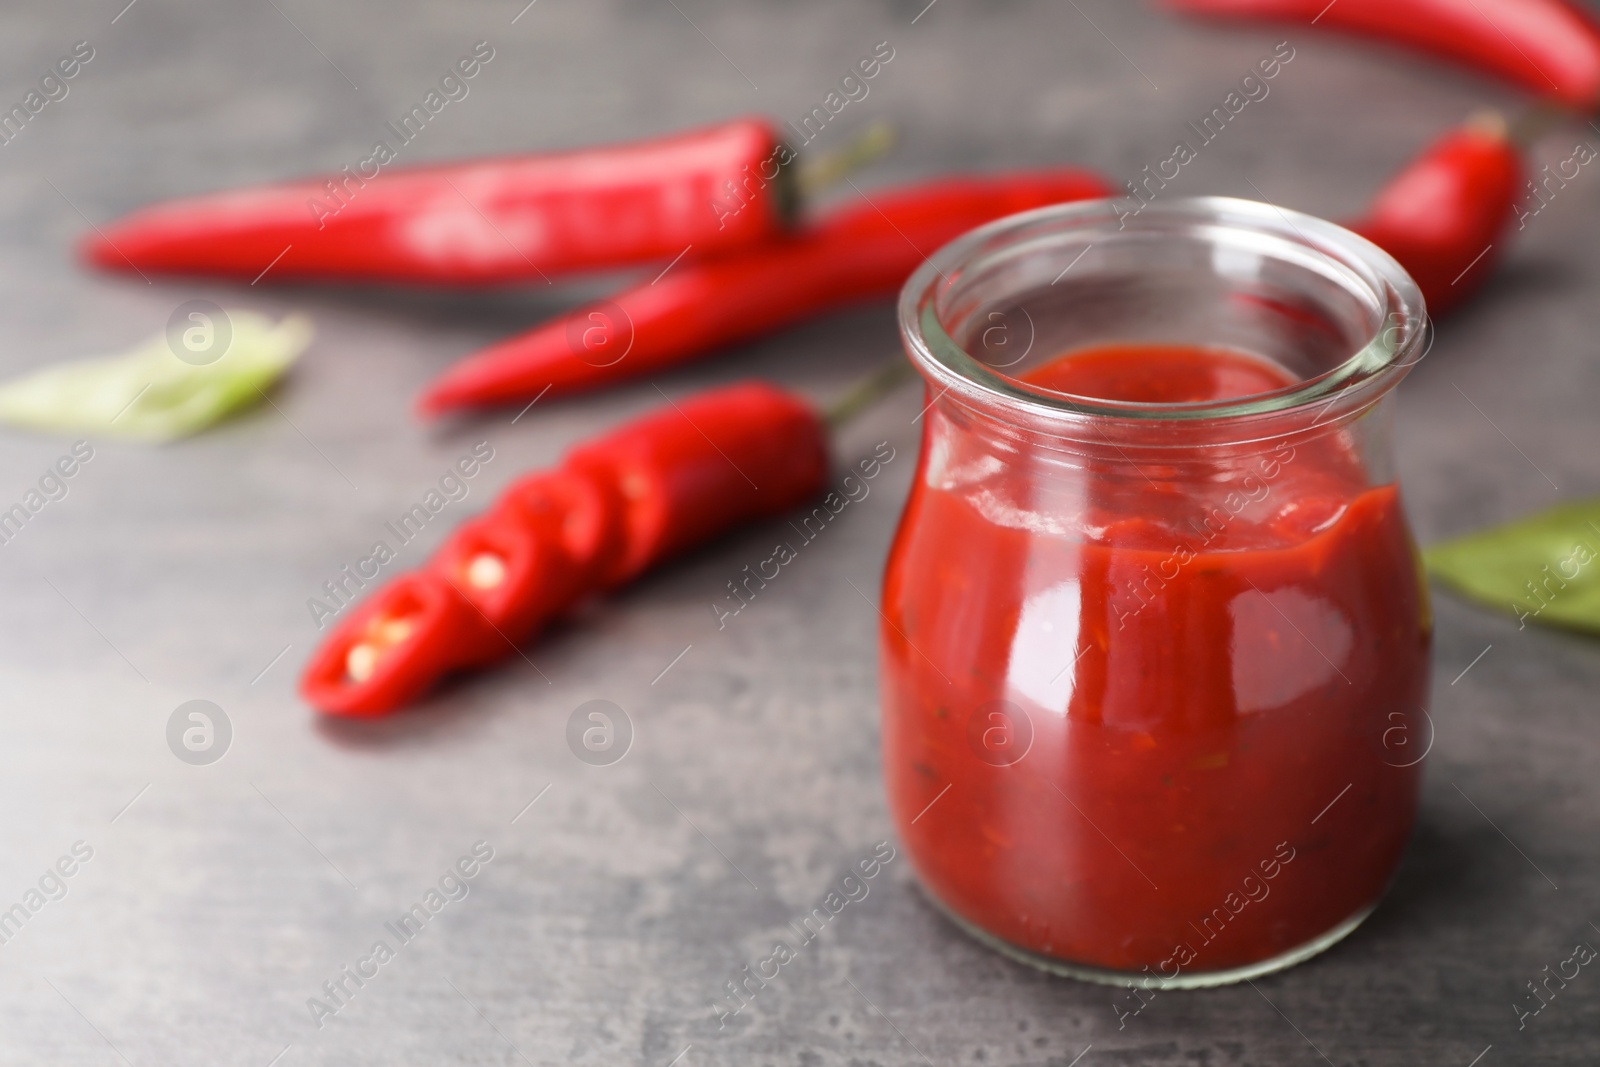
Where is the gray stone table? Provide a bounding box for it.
[0,0,1596,1063]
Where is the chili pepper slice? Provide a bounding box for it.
[298,380,831,717]
[82,117,796,285]
[299,570,494,717]
[427,511,560,664]
[1347,112,1521,315]
[406,467,630,672]
[1164,0,1600,110]
[415,168,1114,415]
[567,381,829,586]
[498,466,628,608]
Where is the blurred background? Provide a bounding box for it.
[0,1,1596,1063]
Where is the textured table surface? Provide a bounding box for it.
[1,1,1597,1064]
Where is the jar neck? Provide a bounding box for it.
[899,196,1428,462]
[923,370,1400,469]
[920,387,1400,540]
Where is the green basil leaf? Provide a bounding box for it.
[1424,501,1600,634]
[0,311,312,442]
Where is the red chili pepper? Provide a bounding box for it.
[567,381,830,586]
[81,117,795,285]
[1164,0,1600,110]
[497,467,628,610]
[427,511,559,663]
[415,169,1114,415]
[1347,113,1522,315]
[299,571,494,717]
[298,381,828,717]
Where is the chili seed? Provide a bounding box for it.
[346,642,379,682]
[466,552,508,589]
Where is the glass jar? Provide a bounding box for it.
[882,196,1432,988]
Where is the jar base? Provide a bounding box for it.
[922,889,1377,989]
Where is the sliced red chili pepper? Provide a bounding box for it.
[566,381,829,586]
[497,465,628,610]
[298,570,493,717]
[298,380,831,717]
[427,511,559,663]
[415,168,1114,415]
[1164,0,1600,110]
[1347,113,1522,315]
[82,117,795,285]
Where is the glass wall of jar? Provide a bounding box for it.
[883,196,1433,987]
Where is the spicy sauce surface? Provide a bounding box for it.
[881,343,1429,976]
[1022,342,1297,403]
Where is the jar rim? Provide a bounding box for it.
[897,195,1428,432]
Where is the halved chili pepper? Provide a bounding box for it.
[298,380,830,717]
[82,117,796,285]
[1164,0,1600,110]
[1347,112,1522,315]
[414,168,1115,415]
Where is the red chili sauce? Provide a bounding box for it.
[881,343,1429,976]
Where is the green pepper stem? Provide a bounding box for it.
[797,122,897,200]
[825,356,918,430]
